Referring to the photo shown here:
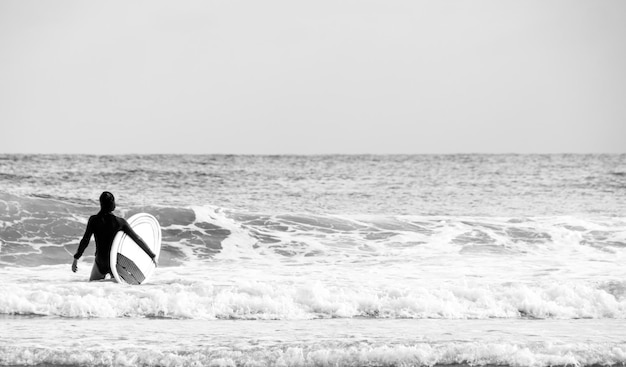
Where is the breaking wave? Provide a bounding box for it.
[1,192,626,320]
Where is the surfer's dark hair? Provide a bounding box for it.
[99,191,116,213]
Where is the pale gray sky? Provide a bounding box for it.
[1,0,625,154]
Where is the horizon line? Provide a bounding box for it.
[0,152,624,156]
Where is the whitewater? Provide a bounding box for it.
[1,154,625,367]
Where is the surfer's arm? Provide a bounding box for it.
[72,216,94,272]
[74,216,94,260]
[122,221,156,260]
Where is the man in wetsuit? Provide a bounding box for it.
[72,191,156,281]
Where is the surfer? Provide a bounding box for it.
[71,191,157,281]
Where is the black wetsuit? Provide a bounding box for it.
[74,212,155,275]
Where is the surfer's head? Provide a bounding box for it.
[99,191,116,213]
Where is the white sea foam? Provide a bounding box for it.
[0,317,621,367]
[2,341,626,367]
[1,264,624,319]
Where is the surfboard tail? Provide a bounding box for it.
[116,253,146,285]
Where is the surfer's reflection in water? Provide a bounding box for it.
[71,191,157,281]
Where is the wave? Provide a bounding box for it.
[2,191,626,267]
[2,192,626,321]
[0,192,226,267]
[1,270,625,319]
[1,341,625,367]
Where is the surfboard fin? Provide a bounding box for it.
[116,253,146,285]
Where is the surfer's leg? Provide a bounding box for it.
[89,263,106,281]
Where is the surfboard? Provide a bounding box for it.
[110,213,161,285]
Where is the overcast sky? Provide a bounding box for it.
[1,0,625,154]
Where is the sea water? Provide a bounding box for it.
[1,154,625,366]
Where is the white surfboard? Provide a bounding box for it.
[110,213,161,285]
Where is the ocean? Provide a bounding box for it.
[1,154,625,367]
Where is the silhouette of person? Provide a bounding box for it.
[72,191,156,281]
